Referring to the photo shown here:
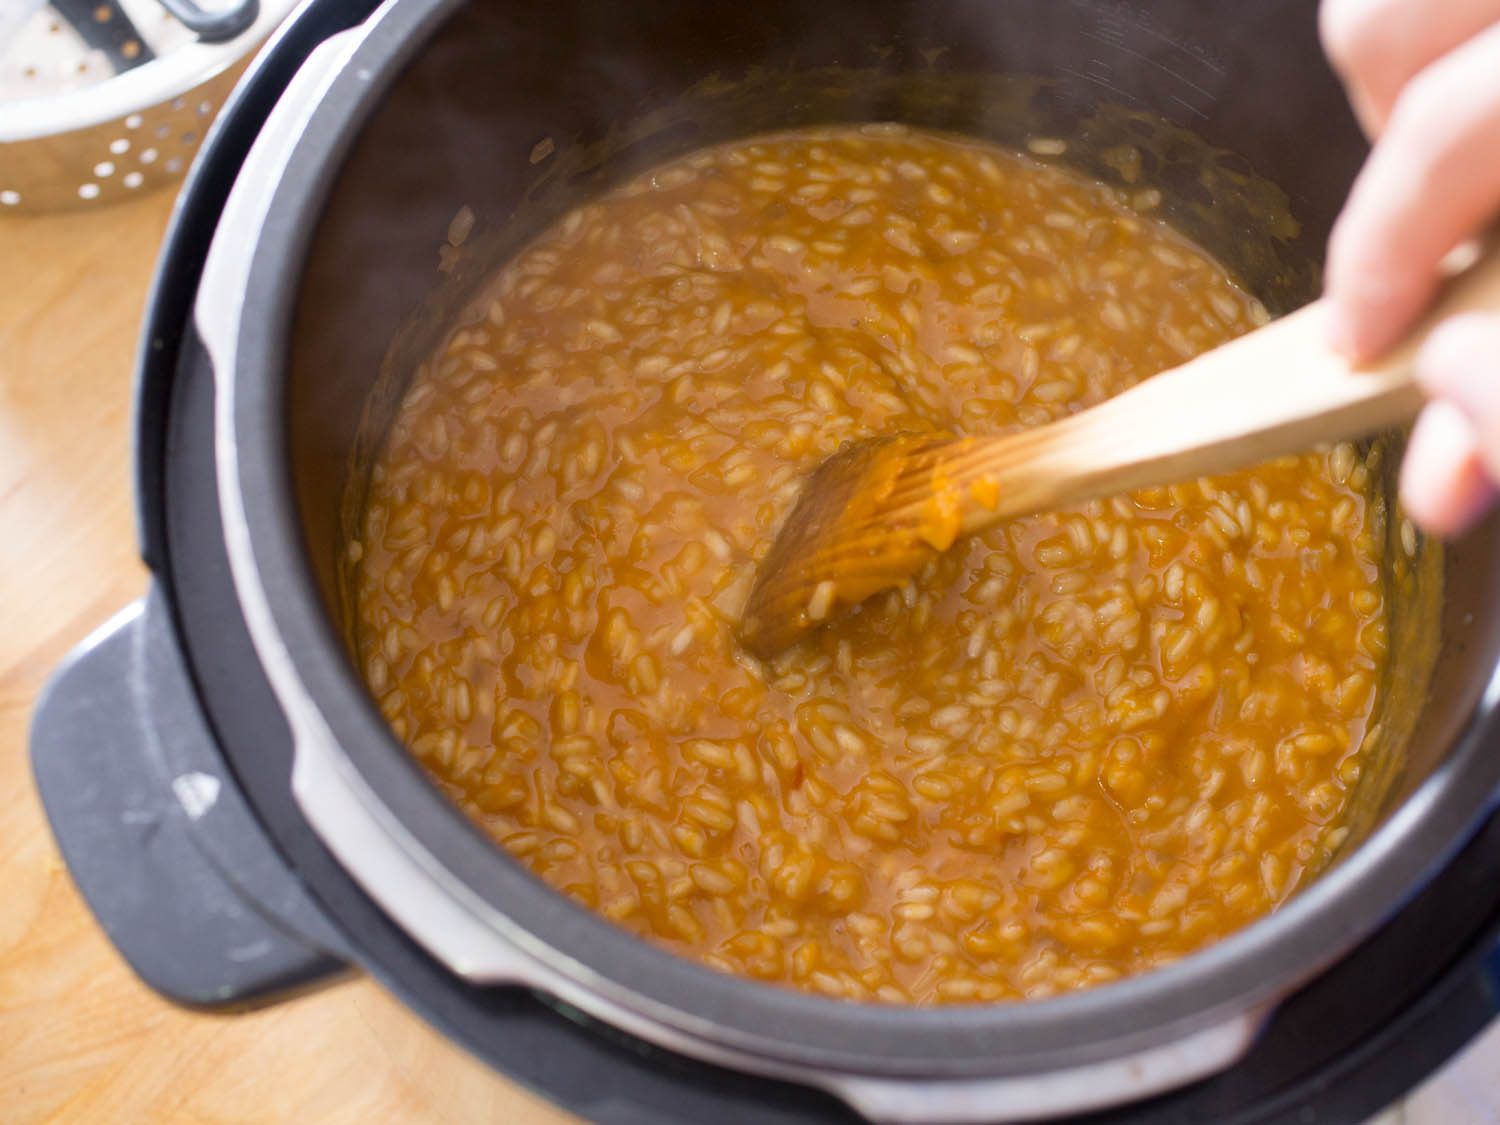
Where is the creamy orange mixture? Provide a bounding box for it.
[349,126,1387,1003]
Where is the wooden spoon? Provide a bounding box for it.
[738,241,1500,659]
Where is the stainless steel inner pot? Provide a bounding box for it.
[189,0,1500,1119]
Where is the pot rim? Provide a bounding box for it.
[215,0,1500,1077]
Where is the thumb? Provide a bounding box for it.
[1399,313,1500,535]
[1399,399,1497,535]
[1414,313,1500,481]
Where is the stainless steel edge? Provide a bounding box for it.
[189,6,1270,1117]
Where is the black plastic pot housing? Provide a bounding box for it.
[31,1,1500,1121]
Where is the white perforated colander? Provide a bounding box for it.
[0,0,298,211]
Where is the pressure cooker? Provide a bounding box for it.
[30,0,1500,1120]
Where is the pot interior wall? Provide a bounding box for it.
[287,0,1483,882]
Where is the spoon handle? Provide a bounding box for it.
[740,239,1500,657]
[944,239,1500,532]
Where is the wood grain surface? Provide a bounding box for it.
[0,182,1495,1125]
[0,187,568,1125]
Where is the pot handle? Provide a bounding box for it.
[29,589,349,1009]
[818,1010,1269,1123]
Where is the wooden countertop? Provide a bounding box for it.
[1,184,1495,1125]
[0,188,567,1124]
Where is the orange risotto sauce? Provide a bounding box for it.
[348,125,1388,1003]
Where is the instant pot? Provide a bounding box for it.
[29,0,1500,1120]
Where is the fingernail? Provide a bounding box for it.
[1324,302,1357,358]
[1321,239,1429,364]
[1325,301,1394,364]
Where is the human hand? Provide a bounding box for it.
[1321,0,1500,534]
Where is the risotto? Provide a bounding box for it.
[347,125,1388,1004]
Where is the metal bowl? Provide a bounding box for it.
[0,0,297,210]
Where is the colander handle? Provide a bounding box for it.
[155,0,259,43]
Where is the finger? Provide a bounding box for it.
[1399,400,1498,535]
[1413,313,1500,478]
[1324,22,1500,361]
[1321,0,1500,136]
